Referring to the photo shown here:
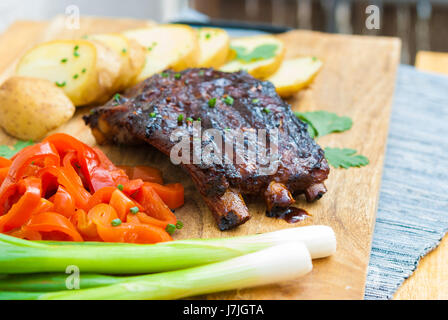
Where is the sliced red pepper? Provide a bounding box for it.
[24,211,83,242]
[133,184,177,225]
[0,142,59,214]
[52,186,76,218]
[0,177,42,232]
[0,157,11,168]
[119,166,163,184]
[143,182,184,209]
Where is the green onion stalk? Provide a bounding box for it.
[0,226,336,275]
[1,242,313,300]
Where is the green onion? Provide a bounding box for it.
[175,221,184,229]
[252,98,259,103]
[174,73,181,79]
[0,226,335,274]
[73,74,79,79]
[130,207,139,214]
[161,72,169,77]
[117,184,124,191]
[149,112,156,118]
[55,81,66,87]
[177,114,184,123]
[262,108,271,114]
[82,68,86,73]
[165,224,176,235]
[208,97,216,108]
[20,243,313,300]
[222,96,234,106]
[74,51,80,57]
[60,58,68,63]
[111,219,122,227]
[122,48,127,54]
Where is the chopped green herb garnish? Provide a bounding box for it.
[174,73,181,79]
[196,117,201,122]
[149,112,157,118]
[312,56,317,62]
[122,48,127,54]
[294,111,353,139]
[231,44,278,62]
[165,223,176,235]
[60,58,68,63]
[82,68,86,73]
[252,98,259,103]
[161,72,169,77]
[262,108,271,114]
[130,207,139,214]
[73,74,79,79]
[198,70,205,76]
[73,51,80,57]
[55,81,66,87]
[74,45,79,51]
[186,117,193,122]
[324,147,369,169]
[175,221,184,229]
[223,96,234,106]
[113,93,121,104]
[0,140,33,159]
[111,218,122,227]
[117,184,124,191]
[205,33,211,39]
[208,97,217,108]
[177,114,184,122]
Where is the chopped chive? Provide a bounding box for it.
[130,207,139,214]
[223,96,234,106]
[262,108,271,114]
[74,45,79,51]
[196,117,201,122]
[205,33,211,39]
[186,117,193,122]
[73,74,79,79]
[74,51,80,57]
[113,93,121,104]
[60,58,68,63]
[174,73,181,80]
[82,68,86,73]
[165,223,176,235]
[176,221,184,229]
[55,81,66,87]
[117,184,124,191]
[252,98,259,103]
[177,114,184,122]
[111,218,122,227]
[208,97,217,108]
[122,48,127,54]
[149,112,156,118]
[161,72,169,77]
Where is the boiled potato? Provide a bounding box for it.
[123,24,199,82]
[16,39,121,106]
[86,33,145,89]
[0,76,75,140]
[268,56,323,97]
[220,35,285,79]
[197,27,230,68]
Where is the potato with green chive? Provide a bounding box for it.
[16,39,121,106]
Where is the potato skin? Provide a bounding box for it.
[0,76,75,141]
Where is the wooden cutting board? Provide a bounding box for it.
[0,16,401,299]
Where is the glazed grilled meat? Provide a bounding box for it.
[84,68,329,230]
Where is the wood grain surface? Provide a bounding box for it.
[393,51,448,300]
[0,17,401,299]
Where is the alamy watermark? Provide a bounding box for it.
[170,123,280,176]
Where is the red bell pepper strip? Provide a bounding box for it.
[24,211,83,242]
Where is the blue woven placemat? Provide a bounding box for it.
[364,65,448,299]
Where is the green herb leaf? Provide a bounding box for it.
[117,184,124,191]
[324,147,369,169]
[0,140,33,159]
[295,111,353,139]
[231,44,278,63]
